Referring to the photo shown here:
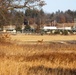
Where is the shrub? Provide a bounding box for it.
[51,30,60,34]
[63,30,68,35]
[16,27,22,32]
[24,25,31,31]
[0,33,11,42]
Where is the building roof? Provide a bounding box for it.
[43,26,57,30]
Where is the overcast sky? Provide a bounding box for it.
[43,0,76,13]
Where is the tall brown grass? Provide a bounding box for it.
[0,38,76,75]
[0,33,11,43]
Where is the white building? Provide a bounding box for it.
[43,26,57,31]
[3,25,16,34]
[58,27,71,30]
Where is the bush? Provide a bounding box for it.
[24,25,31,31]
[51,30,60,34]
[62,30,68,35]
[0,33,11,42]
[16,27,22,32]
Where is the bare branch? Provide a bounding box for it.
[7,0,46,10]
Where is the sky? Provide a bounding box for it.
[42,0,76,13]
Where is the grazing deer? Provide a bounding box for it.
[37,39,43,44]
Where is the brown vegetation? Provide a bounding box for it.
[0,35,76,75]
[11,34,76,42]
[0,33,76,75]
[0,33,11,42]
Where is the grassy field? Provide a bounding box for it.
[11,34,76,41]
[0,34,76,75]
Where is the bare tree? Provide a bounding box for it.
[0,0,46,10]
[0,0,46,26]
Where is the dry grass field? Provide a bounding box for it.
[11,34,76,42]
[0,34,76,75]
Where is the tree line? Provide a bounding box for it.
[24,9,76,25]
[0,0,76,29]
[48,10,76,23]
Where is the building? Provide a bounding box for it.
[3,25,16,34]
[43,26,57,31]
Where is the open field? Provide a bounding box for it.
[11,34,76,42]
[0,34,76,75]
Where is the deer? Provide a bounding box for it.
[37,39,44,44]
